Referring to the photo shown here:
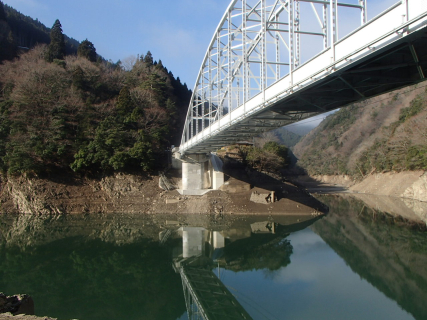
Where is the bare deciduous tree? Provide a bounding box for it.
[122,55,138,71]
[410,118,427,142]
[254,131,279,148]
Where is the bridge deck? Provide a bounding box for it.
[180,0,427,155]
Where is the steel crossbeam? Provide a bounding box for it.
[180,0,427,155]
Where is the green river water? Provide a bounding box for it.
[0,194,426,320]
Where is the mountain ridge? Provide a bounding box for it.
[0,1,80,62]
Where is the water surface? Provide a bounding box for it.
[0,194,426,320]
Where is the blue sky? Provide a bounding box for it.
[2,0,231,88]
[2,0,398,134]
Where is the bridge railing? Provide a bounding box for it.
[180,0,427,155]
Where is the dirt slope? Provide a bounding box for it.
[0,170,326,216]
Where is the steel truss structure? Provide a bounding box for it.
[176,259,253,320]
[180,0,427,154]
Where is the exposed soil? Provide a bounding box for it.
[0,165,326,217]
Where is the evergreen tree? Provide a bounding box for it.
[0,1,6,21]
[72,66,85,90]
[156,59,164,70]
[144,51,153,65]
[116,86,133,116]
[78,39,97,62]
[46,19,65,62]
[0,2,16,62]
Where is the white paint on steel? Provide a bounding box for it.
[180,0,427,155]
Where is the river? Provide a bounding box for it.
[0,194,426,320]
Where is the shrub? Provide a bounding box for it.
[406,146,427,170]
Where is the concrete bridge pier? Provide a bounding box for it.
[181,153,210,195]
[172,150,224,195]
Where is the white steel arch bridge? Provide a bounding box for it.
[179,0,427,156]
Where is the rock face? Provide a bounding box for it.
[249,189,275,204]
[350,170,427,202]
[402,172,427,202]
[0,173,159,214]
[0,293,34,316]
[298,171,427,203]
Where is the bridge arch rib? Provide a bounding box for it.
[180,0,427,155]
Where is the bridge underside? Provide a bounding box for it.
[188,27,427,154]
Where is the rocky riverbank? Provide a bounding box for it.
[293,171,427,224]
[0,315,56,320]
[295,170,427,202]
[0,293,42,320]
[0,170,326,216]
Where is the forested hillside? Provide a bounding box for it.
[0,1,80,62]
[0,46,191,176]
[293,83,427,178]
[274,127,302,148]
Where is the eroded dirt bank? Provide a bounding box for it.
[0,171,326,216]
[295,170,427,202]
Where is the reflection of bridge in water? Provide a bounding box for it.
[172,227,253,320]
[169,218,316,320]
[176,257,252,320]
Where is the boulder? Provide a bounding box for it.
[0,293,34,315]
[250,190,275,204]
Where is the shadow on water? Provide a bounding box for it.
[312,194,427,320]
